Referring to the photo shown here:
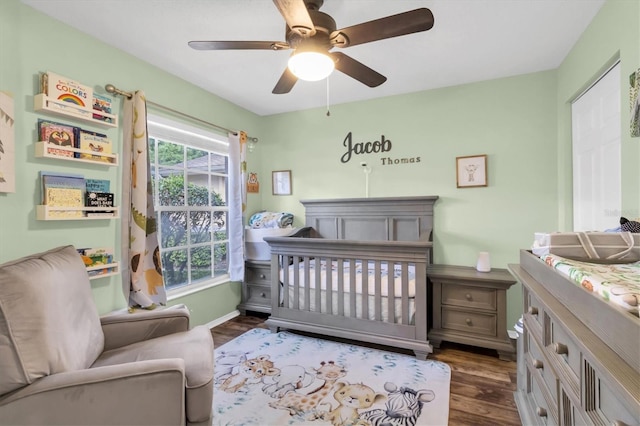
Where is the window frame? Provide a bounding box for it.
[146,113,231,299]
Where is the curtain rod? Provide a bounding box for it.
[105,83,253,140]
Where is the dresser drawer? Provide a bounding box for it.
[441,307,497,336]
[527,332,558,404]
[528,364,558,426]
[245,264,270,285]
[524,287,544,331]
[441,284,497,310]
[546,314,580,384]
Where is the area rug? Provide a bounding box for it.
[213,328,451,426]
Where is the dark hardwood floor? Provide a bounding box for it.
[210,313,521,426]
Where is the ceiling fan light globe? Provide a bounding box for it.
[288,52,334,81]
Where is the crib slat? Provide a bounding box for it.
[387,261,395,323]
[337,259,344,316]
[401,262,409,325]
[303,257,311,311]
[374,260,382,321]
[282,255,290,308]
[361,260,369,320]
[326,258,333,315]
[293,256,300,310]
[349,259,356,318]
[314,257,321,313]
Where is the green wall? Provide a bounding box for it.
[555,0,640,229]
[1,0,638,330]
[251,71,558,327]
[0,0,260,324]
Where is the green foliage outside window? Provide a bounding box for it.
[156,166,228,288]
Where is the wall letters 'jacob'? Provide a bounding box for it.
[340,132,392,163]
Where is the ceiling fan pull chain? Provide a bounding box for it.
[326,77,331,117]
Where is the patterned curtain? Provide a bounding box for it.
[120,91,166,308]
[228,131,246,281]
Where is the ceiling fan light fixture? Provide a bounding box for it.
[288,51,335,81]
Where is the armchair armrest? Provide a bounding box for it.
[0,360,186,425]
[100,304,191,351]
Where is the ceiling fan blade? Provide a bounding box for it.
[272,67,298,94]
[272,0,316,37]
[188,40,289,50]
[330,8,434,48]
[331,52,386,88]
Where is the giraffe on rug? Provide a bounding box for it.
[268,361,347,416]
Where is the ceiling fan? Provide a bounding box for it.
[188,0,434,94]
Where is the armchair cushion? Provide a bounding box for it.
[0,245,104,395]
[0,359,186,426]
[93,325,214,423]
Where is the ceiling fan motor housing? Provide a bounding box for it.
[287,9,336,51]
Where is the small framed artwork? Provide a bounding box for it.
[456,154,487,188]
[272,170,292,195]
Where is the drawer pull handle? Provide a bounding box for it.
[260,274,266,279]
[465,318,473,326]
[465,293,472,301]
[536,407,547,417]
[533,359,543,369]
[528,306,538,315]
[554,342,568,355]
[260,292,266,298]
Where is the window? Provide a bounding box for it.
[571,62,621,231]
[147,114,230,294]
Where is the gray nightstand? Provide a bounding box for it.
[428,264,517,360]
[238,260,272,314]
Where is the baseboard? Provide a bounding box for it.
[206,309,240,329]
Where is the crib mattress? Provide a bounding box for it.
[540,253,639,316]
[280,259,416,297]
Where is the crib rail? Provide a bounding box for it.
[264,235,432,358]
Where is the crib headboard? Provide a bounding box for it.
[300,196,438,241]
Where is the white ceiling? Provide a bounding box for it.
[22,0,605,116]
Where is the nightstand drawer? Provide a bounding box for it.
[441,284,496,311]
[245,265,270,285]
[441,307,497,336]
[246,284,271,305]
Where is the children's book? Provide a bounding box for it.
[45,187,84,218]
[39,171,85,205]
[38,119,79,158]
[85,178,110,193]
[92,93,113,123]
[78,130,112,163]
[85,191,114,208]
[41,71,93,111]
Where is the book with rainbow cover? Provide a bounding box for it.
[41,71,93,111]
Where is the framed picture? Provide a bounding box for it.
[0,91,15,193]
[272,170,292,195]
[456,154,487,188]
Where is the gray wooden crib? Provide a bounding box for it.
[264,196,438,360]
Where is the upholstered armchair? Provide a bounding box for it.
[0,245,214,425]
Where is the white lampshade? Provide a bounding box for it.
[288,51,335,81]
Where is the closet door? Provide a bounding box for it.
[571,62,621,231]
